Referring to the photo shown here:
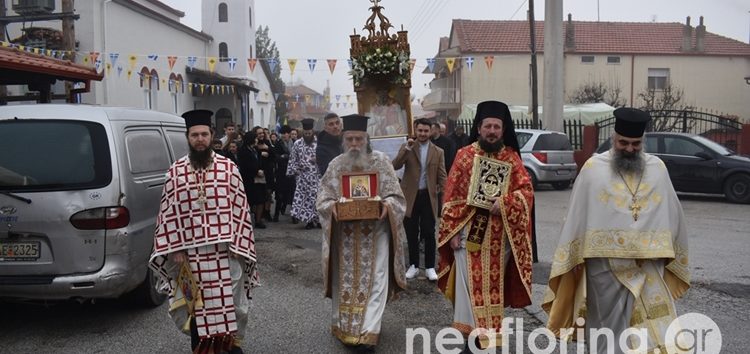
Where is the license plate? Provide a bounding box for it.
[0,241,41,261]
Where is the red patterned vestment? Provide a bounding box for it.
[149,154,257,344]
[437,143,533,336]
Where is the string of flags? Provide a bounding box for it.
[0,40,504,77]
[1,39,500,107]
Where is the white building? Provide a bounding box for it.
[4,0,276,130]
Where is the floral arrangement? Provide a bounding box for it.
[350,47,410,87]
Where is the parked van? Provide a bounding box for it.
[0,104,188,306]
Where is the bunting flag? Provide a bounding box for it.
[147,54,159,61]
[247,58,257,73]
[345,95,351,102]
[335,94,341,102]
[187,56,198,70]
[294,93,300,102]
[95,58,103,73]
[33,48,40,55]
[45,49,51,56]
[109,53,119,67]
[89,52,100,64]
[228,57,237,72]
[346,59,353,70]
[465,57,474,72]
[327,59,337,74]
[273,93,279,101]
[304,94,311,104]
[82,56,90,65]
[307,59,317,73]
[106,62,112,75]
[167,56,177,70]
[409,58,417,73]
[207,57,217,72]
[336,102,340,108]
[268,58,278,73]
[117,66,123,77]
[199,84,205,94]
[426,58,436,73]
[188,83,193,94]
[484,56,494,70]
[287,59,297,75]
[445,57,456,73]
[254,92,259,101]
[128,54,138,70]
[127,69,133,81]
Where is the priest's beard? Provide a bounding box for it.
[611,148,645,175]
[189,145,213,169]
[341,145,370,170]
[303,134,314,144]
[478,136,504,153]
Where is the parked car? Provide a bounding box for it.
[516,129,578,190]
[0,104,188,305]
[596,132,750,203]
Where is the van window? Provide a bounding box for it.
[125,130,170,174]
[0,120,111,191]
[532,133,573,151]
[166,131,189,160]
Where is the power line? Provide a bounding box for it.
[509,0,529,20]
[412,0,452,43]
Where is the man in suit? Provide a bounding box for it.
[393,118,447,281]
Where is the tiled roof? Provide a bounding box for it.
[0,45,103,82]
[451,19,750,56]
[286,84,323,97]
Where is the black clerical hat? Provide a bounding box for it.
[182,109,213,128]
[614,107,651,138]
[341,114,369,132]
[468,100,520,155]
[301,118,315,130]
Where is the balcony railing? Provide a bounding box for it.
[422,88,460,110]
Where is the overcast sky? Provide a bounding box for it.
[161,0,749,114]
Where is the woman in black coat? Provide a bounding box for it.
[237,130,268,229]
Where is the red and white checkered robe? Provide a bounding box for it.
[149,154,258,343]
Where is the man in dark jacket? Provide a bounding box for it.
[430,122,456,173]
[315,113,342,176]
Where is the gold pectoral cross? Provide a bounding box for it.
[629,196,641,221]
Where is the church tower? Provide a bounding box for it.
[201,0,256,79]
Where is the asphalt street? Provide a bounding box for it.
[1,187,747,353]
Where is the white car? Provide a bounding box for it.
[516,129,578,190]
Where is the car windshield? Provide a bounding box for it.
[532,133,572,151]
[0,120,112,191]
[693,135,734,155]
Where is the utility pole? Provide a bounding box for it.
[0,0,7,104]
[62,0,75,101]
[543,0,564,133]
[528,5,539,129]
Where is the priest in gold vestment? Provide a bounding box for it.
[316,114,407,349]
[437,101,534,350]
[543,108,690,354]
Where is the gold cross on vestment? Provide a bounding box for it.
[629,196,642,221]
[476,215,487,228]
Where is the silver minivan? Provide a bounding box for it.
[0,104,187,305]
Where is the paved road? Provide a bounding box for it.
[1,187,747,353]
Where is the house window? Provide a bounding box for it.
[219,42,228,62]
[249,7,252,27]
[218,3,228,22]
[607,56,621,64]
[648,68,670,90]
[581,55,595,64]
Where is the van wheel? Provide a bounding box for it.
[724,174,750,204]
[526,168,538,189]
[552,180,571,190]
[130,268,167,307]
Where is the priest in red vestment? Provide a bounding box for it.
[437,101,534,350]
[150,110,258,354]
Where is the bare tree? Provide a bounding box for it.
[568,80,626,107]
[637,82,695,131]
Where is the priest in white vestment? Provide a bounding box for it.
[316,114,407,349]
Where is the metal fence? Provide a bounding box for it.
[455,119,586,150]
[594,109,744,151]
